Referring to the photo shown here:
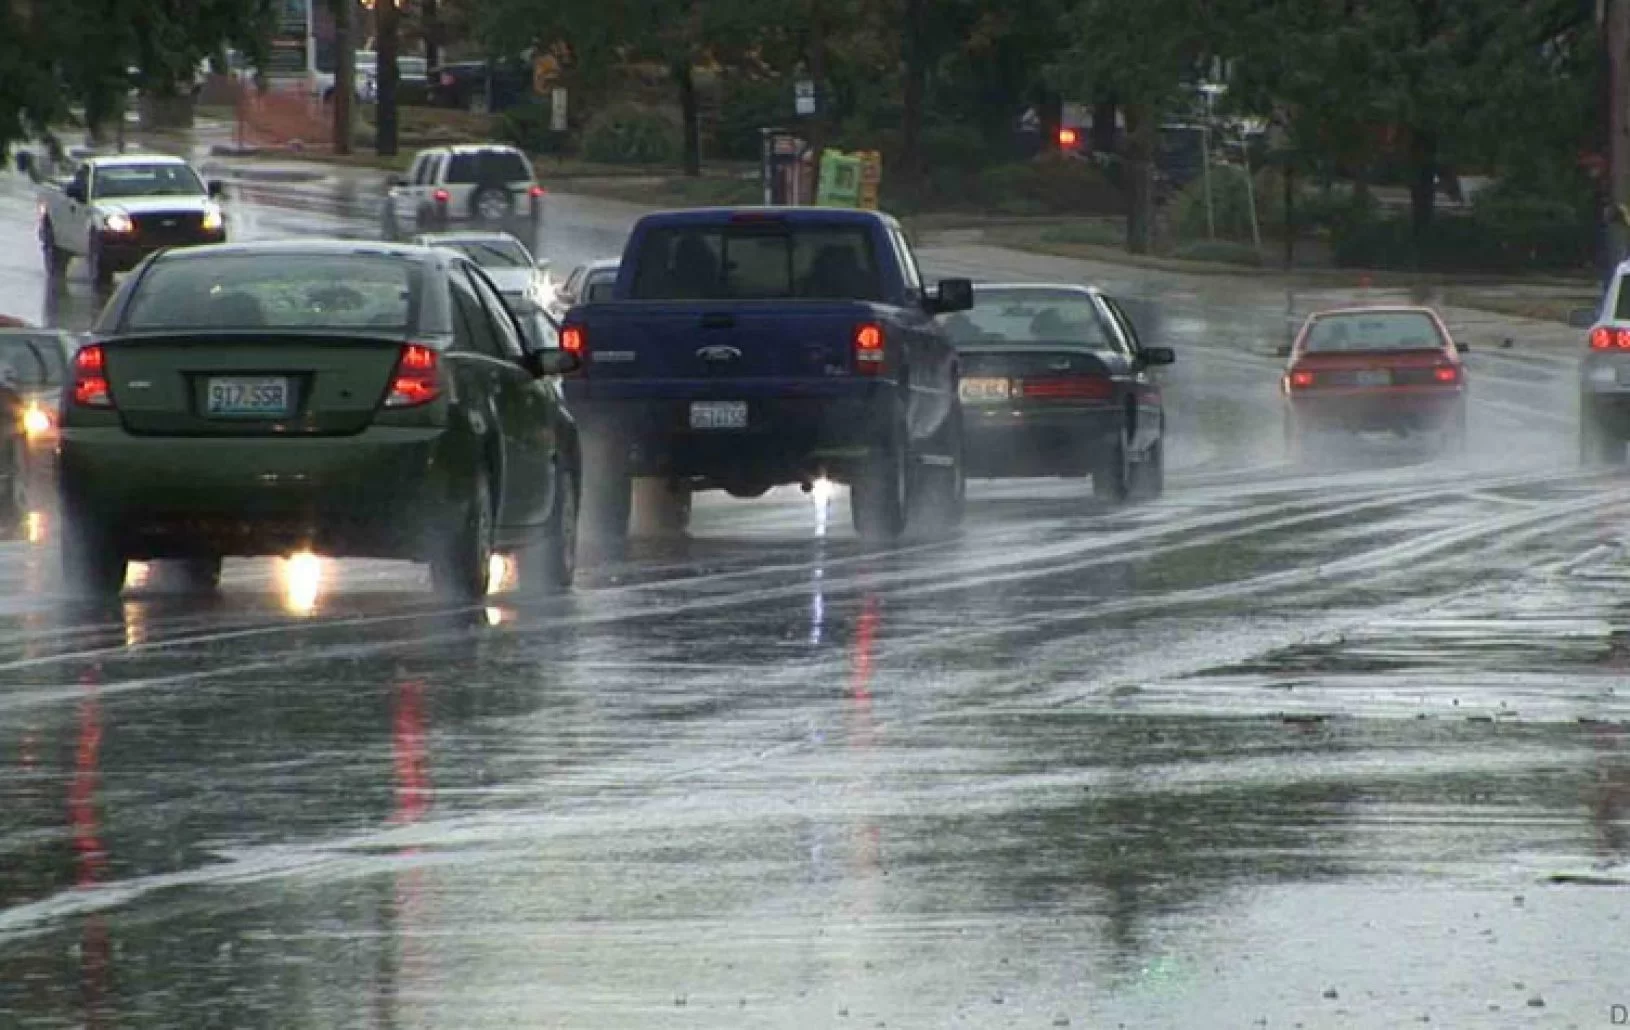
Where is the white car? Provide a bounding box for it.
[383,145,543,240]
[550,258,620,318]
[412,230,555,314]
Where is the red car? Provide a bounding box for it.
[1279,306,1469,455]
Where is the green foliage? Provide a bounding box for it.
[499,100,568,156]
[1332,211,1590,273]
[581,103,683,164]
[1171,164,1257,241]
[979,156,1124,216]
[1170,239,1265,267]
[714,74,794,162]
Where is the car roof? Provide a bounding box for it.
[972,282,1103,297]
[413,231,524,244]
[152,239,449,266]
[1305,305,1441,320]
[637,206,901,229]
[86,153,190,168]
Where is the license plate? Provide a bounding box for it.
[206,376,290,416]
[1354,369,1391,387]
[960,377,1011,403]
[689,400,747,430]
[1615,366,1630,386]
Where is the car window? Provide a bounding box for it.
[449,274,503,358]
[464,267,527,359]
[890,229,923,293]
[124,254,419,332]
[561,267,585,299]
[0,338,59,389]
[631,225,882,301]
[436,238,530,268]
[937,288,1117,351]
[584,273,616,303]
[1100,296,1141,359]
[1614,277,1630,321]
[445,150,532,185]
[411,154,433,186]
[1301,311,1447,353]
[517,308,560,351]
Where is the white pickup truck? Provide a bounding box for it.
[20,152,227,289]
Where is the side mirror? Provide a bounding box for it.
[1274,343,1293,358]
[207,179,224,198]
[523,348,580,377]
[928,277,973,315]
[1141,346,1175,367]
[14,152,31,175]
[387,174,405,188]
[64,183,84,203]
[1568,306,1598,329]
[1455,341,1470,354]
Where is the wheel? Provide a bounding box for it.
[472,185,513,222]
[581,432,632,542]
[88,239,114,292]
[1133,435,1166,500]
[430,467,495,601]
[907,403,965,536]
[40,222,69,279]
[61,509,126,597]
[851,408,908,541]
[530,464,578,592]
[1094,422,1134,504]
[1581,401,1625,467]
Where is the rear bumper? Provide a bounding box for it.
[58,426,455,558]
[570,385,895,486]
[97,229,227,272]
[963,404,1121,478]
[1287,389,1464,432]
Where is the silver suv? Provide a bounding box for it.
[382,144,543,242]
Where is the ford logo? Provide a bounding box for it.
[160,218,177,227]
[695,345,742,362]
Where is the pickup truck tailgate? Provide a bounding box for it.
[582,302,872,382]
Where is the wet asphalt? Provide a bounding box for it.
[1,157,1629,1029]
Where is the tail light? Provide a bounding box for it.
[384,344,440,407]
[528,185,545,198]
[1591,327,1630,350]
[1288,369,1315,389]
[854,323,884,373]
[71,344,112,408]
[432,188,450,204]
[1020,375,1113,400]
[560,325,585,356]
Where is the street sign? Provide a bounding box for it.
[795,80,815,116]
[551,88,568,132]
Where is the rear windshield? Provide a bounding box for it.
[0,336,67,388]
[630,225,882,301]
[124,255,419,332]
[95,163,204,199]
[433,238,530,268]
[583,272,616,302]
[1302,311,1445,353]
[938,288,1113,349]
[444,150,532,184]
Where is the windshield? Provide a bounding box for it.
[938,288,1113,349]
[0,336,66,388]
[434,239,530,269]
[94,163,205,199]
[1302,311,1446,353]
[124,254,418,332]
[631,225,882,301]
[444,150,532,184]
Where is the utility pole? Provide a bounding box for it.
[1607,0,1630,267]
[375,0,400,157]
[332,0,353,155]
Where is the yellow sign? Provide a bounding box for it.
[857,150,882,210]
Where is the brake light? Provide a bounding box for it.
[1020,375,1113,400]
[71,344,112,408]
[384,344,440,407]
[432,188,450,204]
[1434,365,1460,384]
[528,185,545,198]
[854,323,884,373]
[1288,369,1315,389]
[560,326,585,355]
[1058,127,1080,148]
[1593,327,1630,350]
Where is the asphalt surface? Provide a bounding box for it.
[1,156,1628,1029]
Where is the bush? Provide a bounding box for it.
[1331,208,1591,272]
[978,156,1124,216]
[498,99,567,156]
[714,75,790,161]
[1170,239,1266,267]
[581,104,682,165]
[1172,163,1276,240]
[1038,222,1126,248]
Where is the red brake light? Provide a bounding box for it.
[433,188,450,204]
[854,323,884,373]
[71,344,112,408]
[385,344,440,407]
[560,326,585,355]
[1434,365,1460,383]
[1618,329,1630,350]
[528,185,545,198]
[1020,375,1112,400]
[1592,328,1612,350]
[1289,369,1315,389]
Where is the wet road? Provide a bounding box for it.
[2,160,1629,1029]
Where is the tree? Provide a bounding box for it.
[375,0,401,156]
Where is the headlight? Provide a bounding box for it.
[201,203,224,232]
[21,404,51,438]
[102,210,134,234]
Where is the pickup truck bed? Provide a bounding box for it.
[560,207,974,541]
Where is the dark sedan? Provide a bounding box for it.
[57,240,582,599]
[938,283,1173,502]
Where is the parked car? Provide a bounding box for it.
[428,59,532,113]
[0,326,75,498]
[558,206,972,541]
[57,240,582,599]
[938,284,1172,501]
[382,145,544,243]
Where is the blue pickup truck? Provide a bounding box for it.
[559,207,974,540]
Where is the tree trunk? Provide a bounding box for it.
[423,0,440,71]
[1608,0,1630,269]
[1283,160,1296,269]
[1091,96,1118,156]
[1124,102,1156,254]
[674,60,700,177]
[332,0,352,155]
[900,0,926,181]
[375,0,400,157]
[1407,125,1437,240]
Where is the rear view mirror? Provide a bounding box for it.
[64,182,84,203]
[524,348,580,377]
[1274,343,1293,358]
[1568,306,1599,329]
[1141,346,1175,367]
[929,277,973,315]
[207,179,224,198]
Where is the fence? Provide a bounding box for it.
[228,78,332,153]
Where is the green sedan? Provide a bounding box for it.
[58,239,582,600]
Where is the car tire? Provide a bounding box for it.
[472,185,513,222]
[907,403,965,536]
[581,432,632,542]
[532,463,578,593]
[852,407,909,541]
[430,466,495,601]
[41,222,69,279]
[61,509,126,598]
[1094,422,1134,504]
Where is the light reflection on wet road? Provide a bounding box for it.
[0,158,1627,1028]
